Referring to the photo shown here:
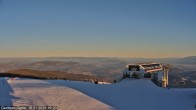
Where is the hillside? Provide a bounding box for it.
[169,68,196,88]
[1,69,95,81]
[61,79,196,110]
[0,78,112,110]
[0,69,114,83]
[0,78,195,110]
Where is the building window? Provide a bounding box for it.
[128,65,140,71]
[144,73,151,78]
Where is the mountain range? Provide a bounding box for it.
[0,56,196,87]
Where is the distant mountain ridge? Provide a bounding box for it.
[0,56,196,64]
[177,56,196,64]
[0,56,196,88]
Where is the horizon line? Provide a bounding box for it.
[0,56,195,59]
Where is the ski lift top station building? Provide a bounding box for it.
[123,63,171,87]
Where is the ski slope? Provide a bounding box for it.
[50,79,196,110]
[0,78,196,110]
[0,78,112,110]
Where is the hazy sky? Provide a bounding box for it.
[0,0,195,58]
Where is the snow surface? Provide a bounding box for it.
[0,78,112,110]
[0,77,196,110]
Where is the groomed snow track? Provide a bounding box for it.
[0,78,195,110]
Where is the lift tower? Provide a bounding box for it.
[162,64,172,87]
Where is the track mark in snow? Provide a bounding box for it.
[5,79,112,110]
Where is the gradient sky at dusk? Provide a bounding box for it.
[0,0,195,58]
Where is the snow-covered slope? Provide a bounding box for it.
[0,78,112,110]
[0,78,195,110]
[49,79,196,110]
